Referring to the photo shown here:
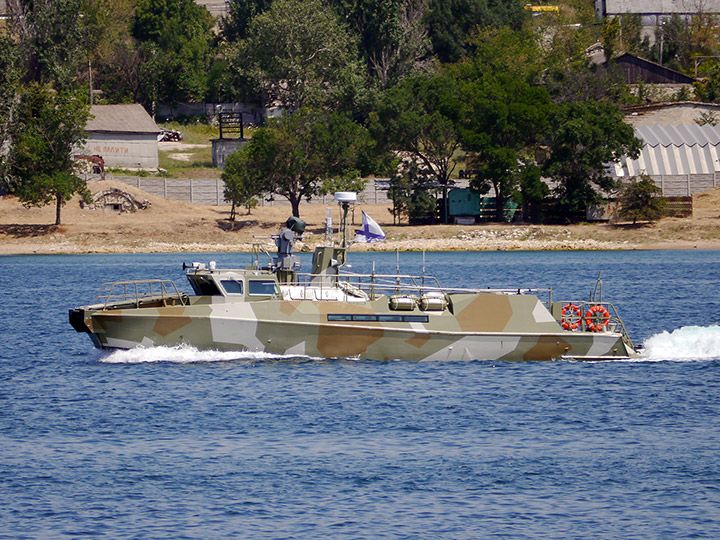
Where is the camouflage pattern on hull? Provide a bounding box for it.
[70,213,636,362]
[72,290,635,362]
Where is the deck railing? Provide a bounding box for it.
[555,301,629,335]
[94,279,187,309]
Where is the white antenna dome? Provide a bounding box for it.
[334,192,357,203]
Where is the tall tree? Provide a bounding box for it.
[8,0,87,90]
[453,30,552,221]
[333,0,432,88]
[236,109,372,217]
[228,0,364,111]
[424,0,527,63]
[0,35,21,193]
[460,75,551,221]
[221,0,273,42]
[374,72,462,223]
[543,100,642,221]
[80,0,140,103]
[387,159,439,224]
[7,83,91,225]
[132,0,215,105]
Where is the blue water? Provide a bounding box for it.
[2,250,720,539]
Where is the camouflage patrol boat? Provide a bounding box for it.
[70,193,637,361]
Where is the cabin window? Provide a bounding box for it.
[248,280,279,296]
[189,276,221,296]
[221,279,244,294]
[327,314,429,323]
[378,315,404,322]
[402,315,430,323]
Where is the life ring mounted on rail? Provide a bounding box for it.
[585,305,610,332]
[560,303,582,331]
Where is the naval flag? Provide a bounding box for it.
[354,211,386,243]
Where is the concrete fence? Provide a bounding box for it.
[113,173,718,208]
[645,173,719,196]
[114,176,393,207]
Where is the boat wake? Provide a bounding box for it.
[640,325,720,361]
[99,345,316,365]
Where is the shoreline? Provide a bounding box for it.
[2,180,720,256]
[2,237,720,256]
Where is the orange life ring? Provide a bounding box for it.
[560,303,582,331]
[585,305,610,332]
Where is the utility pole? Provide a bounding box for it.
[88,59,93,105]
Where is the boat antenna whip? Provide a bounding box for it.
[591,271,603,303]
[334,192,356,266]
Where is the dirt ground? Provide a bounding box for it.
[1,179,720,254]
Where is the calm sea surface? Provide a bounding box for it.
[2,250,720,539]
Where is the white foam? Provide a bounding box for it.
[640,325,720,361]
[100,344,313,364]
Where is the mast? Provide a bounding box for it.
[334,191,356,266]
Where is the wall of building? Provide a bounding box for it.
[597,1,720,44]
[84,133,159,169]
[624,103,720,126]
[212,138,246,169]
[599,0,720,16]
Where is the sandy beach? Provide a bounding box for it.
[2,179,720,255]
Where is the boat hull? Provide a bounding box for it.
[71,293,635,361]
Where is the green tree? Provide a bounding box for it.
[543,100,642,221]
[599,15,620,61]
[424,0,527,63]
[653,14,689,71]
[80,0,141,103]
[239,109,372,217]
[518,163,548,222]
[695,61,720,103]
[7,83,91,225]
[617,174,667,224]
[387,159,438,224]
[132,0,215,105]
[374,72,462,223]
[619,13,647,56]
[229,0,364,111]
[9,0,87,90]
[222,148,263,219]
[0,35,21,194]
[221,0,273,42]
[332,0,431,89]
[454,38,552,221]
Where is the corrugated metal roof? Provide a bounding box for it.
[86,104,161,135]
[611,124,720,177]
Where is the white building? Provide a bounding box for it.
[609,123,720,196]
[596,1,720,43]
[83,104,161,170]
[597,0,720,19]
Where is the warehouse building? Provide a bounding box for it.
[83,104,161,170]
[610,124,720,196]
